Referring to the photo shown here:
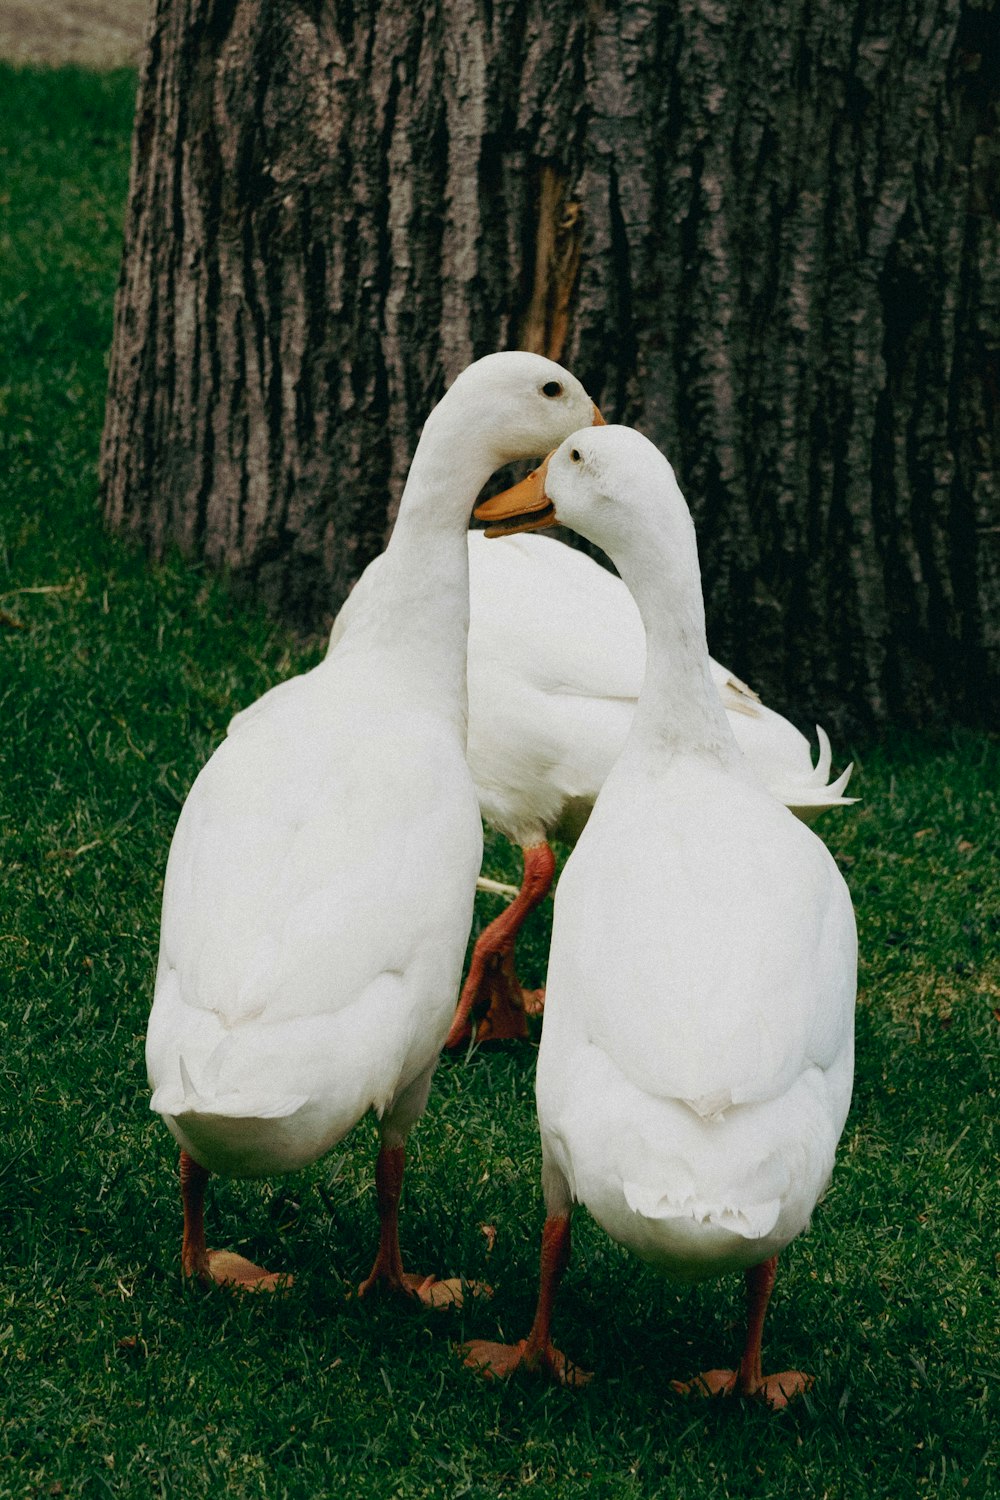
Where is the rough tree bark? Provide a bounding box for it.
[101,0,999,734]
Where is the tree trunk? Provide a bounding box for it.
[101,0,999,735]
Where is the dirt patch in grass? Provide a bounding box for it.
[0,0,147,67]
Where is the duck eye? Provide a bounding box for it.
[570,448,582,463]
[541,380,563,398]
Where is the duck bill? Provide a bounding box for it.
[474,457,557,538]
[474,401,604,538]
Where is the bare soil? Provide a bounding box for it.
[0,0,148,67]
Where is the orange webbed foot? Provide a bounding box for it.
[358,1270,490,1309]
[463,1337,529,1379]
[402,1273,493,1309]
[672,1366,813,1409]
[470,986,532,1043]
[196,1249,292,1293]
[404,1273,465,1308]
[520,986,545,1018]
[462,1337,591,1387]
[750,1370,814,1409]
[446,964,539,1048]
[670,1367,739,1400]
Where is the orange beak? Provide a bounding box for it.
[474,402,605,538]
[474,455,555,537]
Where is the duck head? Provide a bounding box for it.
[475,424,692,568]
[436,352,603,474]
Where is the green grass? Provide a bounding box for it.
[1,63,998,1500]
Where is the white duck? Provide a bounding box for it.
[146,351,601,1299]
[464,426,857,1405]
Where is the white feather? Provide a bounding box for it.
[525,426,857,1287]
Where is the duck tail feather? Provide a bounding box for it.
[150,1055,308,1122]
[623,1179,782,1240]
[812,723,833,784]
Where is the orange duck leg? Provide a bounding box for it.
[445,841,555,1048]
[463,1212,591,1386]
[671,1256,814,1409]
[357,1143,478,1308]
[179,1150,290,1292]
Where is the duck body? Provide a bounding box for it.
[463,424,857,1403]
[144,351,602,1293]
[536,748,855,1284]
[147,643,480,1180]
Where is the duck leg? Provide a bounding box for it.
[445,841,555,1048]
[463,1212,590,1385]
[179,1150,289,1292]
[357,1143,468,1308]
[671,1255,813,1409]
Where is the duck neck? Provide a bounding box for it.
[615,524,737,764]
[341,403,499,737]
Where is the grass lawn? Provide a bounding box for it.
[1,63,997,1500]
